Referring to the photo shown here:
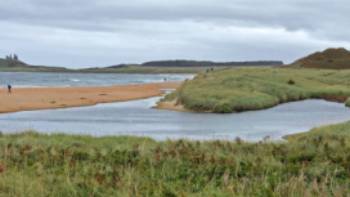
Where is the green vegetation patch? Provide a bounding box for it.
[287,121,350,140]
[169,67,350,112]
[1,130,350,196]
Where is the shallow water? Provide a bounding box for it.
[0,72,193,87]
[1,98,349,141]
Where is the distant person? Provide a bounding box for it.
[7,84,12,94]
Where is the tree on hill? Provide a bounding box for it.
[13,54,18,61]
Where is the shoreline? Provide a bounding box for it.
[0,82,180,114]
[154,100,189,112]
[156,96,349,113]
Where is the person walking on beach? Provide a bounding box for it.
[7,84,12,94]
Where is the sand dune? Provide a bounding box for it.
[0,82,180,113]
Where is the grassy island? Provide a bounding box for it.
[163,67,350,113]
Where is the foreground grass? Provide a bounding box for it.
[1,129,350,196]
[166,67,350,113]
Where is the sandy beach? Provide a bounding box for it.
[0,82,180,113]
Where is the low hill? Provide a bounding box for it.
[141,60,283,67]
[0,58,70,72]
[92,60,284,73]
[0,58,27,67]
[0,56,284,73]
[291,48,350,69]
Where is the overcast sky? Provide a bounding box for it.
[0,0,349,68]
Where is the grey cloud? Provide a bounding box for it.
[0,0,350,67]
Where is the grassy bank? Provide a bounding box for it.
[286,121,350,140]
[165,67,350,113]
[1,129,350,196]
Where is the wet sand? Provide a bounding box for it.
[155,100,188,112]
[0,82,180,113]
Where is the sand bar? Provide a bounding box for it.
[0,82,180,113]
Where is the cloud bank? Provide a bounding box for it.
[1,0,349,67]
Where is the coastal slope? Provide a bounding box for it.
[290,48,350,69]
[0,58,69,72]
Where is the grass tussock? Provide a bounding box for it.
[1,129,350,196]
[167,67,350,113]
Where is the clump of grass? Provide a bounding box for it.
[287,79,295,85]
[345,97,350,107]
[169,67,350,113]
[1,127,350,196]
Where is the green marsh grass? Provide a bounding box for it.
[1,130,350,196]
[168,67,350,113]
